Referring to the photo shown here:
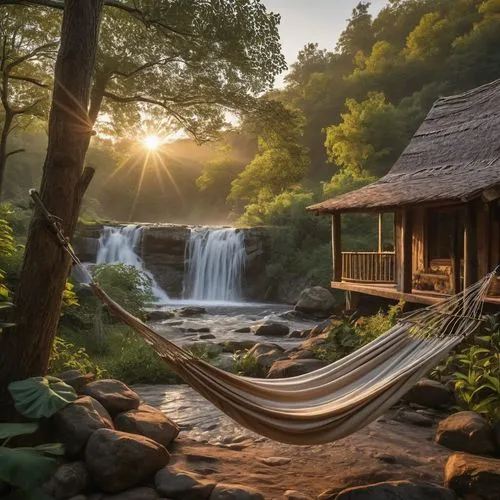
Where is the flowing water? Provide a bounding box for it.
[96,225,169,302]
[184,227,246,302]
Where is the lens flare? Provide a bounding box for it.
[143,135,161,150]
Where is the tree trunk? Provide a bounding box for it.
[0,111,13,198]
[0,0,104,416]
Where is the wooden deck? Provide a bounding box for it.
[331,280,500,307]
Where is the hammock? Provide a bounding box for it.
[30,190,495,445]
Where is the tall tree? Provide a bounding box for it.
[0,0,286,407]
[0,5,58,196]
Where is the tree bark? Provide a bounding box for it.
[0,0,104,416]
[0,111,13,197]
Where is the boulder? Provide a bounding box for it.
[155,467,215,499]
[85,429,170,493]
[210,483,264,500]
[294,287,336,316]
[52,396,113,457]
[299,333,329,351]
[494,421,500,451]
[267,359,328,379]
[395,410,434,427]
[199,334,216,340]
[103,487,160,499]
[114,404,179,447]
[58,370,95,391]
[334,480,456,499]
[51,462,89,500]
[246,343,286,374]
[436,411,495,455]
[253,321,289,337]
[288,330,310,339]
[221,340,257,353]
[288,350,316,360]
[444,452,500,500]
[146,310,175,321]
[404,379,453,409]
[234,327,251,333]
[80,380,140,416]
[178,306,207,317]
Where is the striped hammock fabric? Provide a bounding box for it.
[84,267,494,445]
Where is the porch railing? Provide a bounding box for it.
[341,252,396,283]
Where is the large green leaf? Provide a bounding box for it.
[0,423,38,440]
[8,377,77,419]
[0,447,57,490]
[18,443,65,456]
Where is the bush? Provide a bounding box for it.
[232,350,260,377]
[432,314,500,423]
[48,337,104,378]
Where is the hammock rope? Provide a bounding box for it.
[30,190,496,445]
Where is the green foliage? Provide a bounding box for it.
[314,303,404,363]
[232,350,260,377]
[91,263,153,318]
[48,337,104,379]
[433,314,500,422]
[8,376,77,420]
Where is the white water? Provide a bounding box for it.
[184,227,246,302]
[96,225,169,302]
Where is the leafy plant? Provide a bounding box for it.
[0,377,76,498]
[432,314,500,423]
[232,350,260,377]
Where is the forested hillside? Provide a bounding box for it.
[4,0,500,231]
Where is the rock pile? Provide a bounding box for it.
[45,375,264,500]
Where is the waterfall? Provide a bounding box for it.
[184,228,246,302]
[96,225,169,302]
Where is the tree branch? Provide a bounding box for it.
[110,57,180,79]
[9,74,50,88]
[11,96,45,115]
[5,42,58,73]
[103,90,218,107]
[0,0,197,37]
[5,148,25,160]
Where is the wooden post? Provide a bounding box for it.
[464,202,478,287]
[332,213,342,282]
[451,211,461,294]
[378,212,383,253]
[401,208,413,293]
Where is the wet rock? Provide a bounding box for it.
[85,429,170,493]
[221,340,257,353]
[284,491,313,500]
[436,411,495,455]
[146,310,175,321]
[404,379,453,409]
[114,404,179,447]
[58,370,95,391]
[288,330,310,339]
[267,359,328,379]
[188,327,211,333]
[210,483,264,500]
[52,396,114,457]
[334,480,457,499]
[80,380,140,416]
[309,320,332,337]
[395,410,434,427]
[254,321,289,337]
[155,467,215,499]
[51,462,89,500]
[234,327,251,333]
[295,287,336,316]
[178,306,207,317]
[444,452,500,500]
[213,355,235,372]
[199,334,216,340]
[103,487,160,499]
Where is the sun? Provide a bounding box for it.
[142,135,162,151]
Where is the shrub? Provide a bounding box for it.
[48,337,104,378]
[232,350,260,377]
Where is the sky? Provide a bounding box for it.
[263,0,387,86]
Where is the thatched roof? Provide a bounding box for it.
[308,79,500,213]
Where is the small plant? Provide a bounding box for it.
[232,350,260,377]
[432,314,500,423]
[0,377,77,499]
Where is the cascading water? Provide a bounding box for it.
[96,225,169,302]
[184,228,246,302]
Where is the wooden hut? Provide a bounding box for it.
[308,79,500,307]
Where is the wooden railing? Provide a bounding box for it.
[341,252,396,283]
